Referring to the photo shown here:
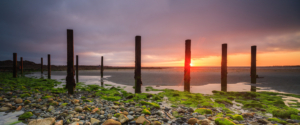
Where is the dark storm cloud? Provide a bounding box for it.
[0,0,300,66]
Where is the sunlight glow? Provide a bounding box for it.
[190,63,193,66]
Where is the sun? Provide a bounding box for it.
[190,63,193,66]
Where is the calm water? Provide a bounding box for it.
[27,67,300,95]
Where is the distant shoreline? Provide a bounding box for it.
[0,60,299,72]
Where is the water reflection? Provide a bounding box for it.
[26,72,264,95]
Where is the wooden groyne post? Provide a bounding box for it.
[13,53,17,78]
[184,39,191,92]
[135,36,142,93]
[101,56,104,86]
[251,46,257,92]
[41,58,43,74]
[48,54,51,79]
[76,55,79,83]
[221,44,227,92]
[66,29,76,95]
[20,57,23,75]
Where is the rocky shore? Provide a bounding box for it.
[0,72,300,125]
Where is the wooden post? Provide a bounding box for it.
[48,54,51,79]
[221,44,227,92]
[184,40,191,92]
[101,56,104,86]
[251,46,257,92]
[41,58,43,74]
[135,36,142,93]
[66,29,76,95]
[20,57,23,76]
[76,55,79,83]
[13,53,17,78]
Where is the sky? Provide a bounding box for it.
[0,0,300,67]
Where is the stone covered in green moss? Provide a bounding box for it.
[142,109,151,115]
[215,118,235,125]
[41,95,53,99]
[215,98,233,105]
[140,101,160,108]
[267,117,287,124]
[18,112,33,120]
[290,114,300,120]
[20,93,31,98]
[194,108,212,115]
[272,108,298,119]
[24,100,31,104]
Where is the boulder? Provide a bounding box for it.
[28,118,55,125]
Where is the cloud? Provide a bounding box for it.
[0,0,300,66]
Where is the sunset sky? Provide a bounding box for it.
[0,0,299,67]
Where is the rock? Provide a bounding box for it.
[92,108,99,113]
[112,106,119,109]
[153,121,162,125]
[75,106,83,112]
[127,115,134,120]
[187,108,194,112]
[118,114,129,124]
[70,122,82,125]
[103,119,121,125]
[48,106,55,112]
[135,108,143,112]
[4,103,12,107]
[122,111,128,115]
[187,118,198,124]
[91,118,100,125]
[249,122,259,125]
[242,113,255,118]
[72,99,80,104]
[0,107,10,112]
[54,120,63,125]
[136,116,150,125]
[16,106,22,111]
[257,119,269,124]
[15,98,23,104]
[84,122,91,125]
[198,119,210,125]
[197,115,206,120]
[28,118,55,125]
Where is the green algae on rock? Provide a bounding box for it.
[18,112,33,120]
[215,117,236,125]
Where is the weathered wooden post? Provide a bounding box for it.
[13,53,17,78]
[41,58,43,74]
[251,46,257,92]
[20,57,23,75]
[66,29,76,95]
[184,40,191,92]
[135,36,142,93]
[221,44,227,92]
[76,55,79,83]
[48,54,51,79]
[101,56,104,86]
